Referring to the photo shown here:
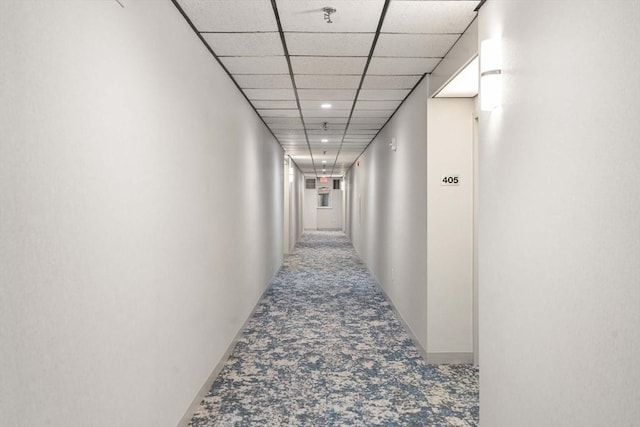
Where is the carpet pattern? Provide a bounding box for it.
[189,231,479,426]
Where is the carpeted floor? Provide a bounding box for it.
[189,231,479,426]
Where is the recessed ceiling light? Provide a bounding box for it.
[321,139,328,143]
[322,160,327,163]
[321,103,332,109]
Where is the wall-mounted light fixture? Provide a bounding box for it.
[480,38,502,111]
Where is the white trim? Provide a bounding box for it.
[427,352,474,365]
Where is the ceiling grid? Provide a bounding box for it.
[174,0,480,177]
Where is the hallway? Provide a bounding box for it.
[189,231,478,426]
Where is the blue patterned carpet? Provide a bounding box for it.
[189,231,479,426]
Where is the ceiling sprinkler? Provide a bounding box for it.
[322,121,328,131]
[323,7,336,24]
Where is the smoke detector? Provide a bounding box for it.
[322,7,336,24]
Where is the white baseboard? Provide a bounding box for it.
[427,352,474,364]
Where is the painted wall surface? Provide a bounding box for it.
[429,19,478,98]
[303,185,318,229]
[478,1,640,426]
[287,161,305,252]
[0,2,283,427]
[426,98,474,360]
[345,78,429,347]
[317,189,344,230]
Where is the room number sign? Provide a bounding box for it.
[441,175,460,186]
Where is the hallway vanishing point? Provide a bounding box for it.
[189,231,479,426]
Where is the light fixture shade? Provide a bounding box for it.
[480,38,502,111]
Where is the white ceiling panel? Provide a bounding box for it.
[350,117,388,124]
[203,33,283,56]
[307,124,346,130]
[252,100,298,109]
[359,89,410,101]
[351,110,394,118]
[263,117,304,125]
[304,117,349,124]
[220,56,289,74]
[291,56,366,75]
[382,1,479,34]
[355,100,403,110]
[300,100,353,110]
[362,75,422,89]
[234,74,292,89]
[346,129,378,135]
[258,109,300,117]
[286,33,374,57]
[297,89,357,101]
[277,0,385,33]
[347,123,382,130]
[295,75,361,89]
[177,0,277,31]
[268,123,304,130]
[303,109,351,118]
[374,34,459,58]
[368,57,440,75]
[244,88,296,100]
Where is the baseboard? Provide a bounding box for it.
[367,272,430,364]
[176,268,280,427]
[427,352,474,364]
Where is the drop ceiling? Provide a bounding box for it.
[173,0,480,177]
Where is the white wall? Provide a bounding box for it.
[303,186,318,229]
[345,78,429,347]
[286,159,304,252]
[426,98,474,362]
[429,19,478,98]
[478,1,640,426]
[0,2,283,426]
[317,189,344,230]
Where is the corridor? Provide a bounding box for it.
[189,231,478,426]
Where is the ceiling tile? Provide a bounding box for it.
[304,117,349,124]
[220,56,289,74]
[258,109,300,117]
[234,74,292,89]
[374,34,459,58]
[244,88,296,100]
[252,100,298,109]
[367,57,440,75]
[177,0,277,32]
[277,0,385,32]
[300,100,353,110]
[347,123,382,130]
[354,100,402,110]
[358,89,410,101]
[203,33,283,56]
[297,89,357,101]
[346,129,378,135]
[291,56,366,75]
[382,1,479,33]
[362,75,422,89]
[303,109,351,118]
[350,117,388,124]
[285,33,374,56]
[263,117,303,125]
[351,110,394,118]
[295,75,361,89]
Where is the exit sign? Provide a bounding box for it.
[319,177,328,183]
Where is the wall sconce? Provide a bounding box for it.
[480,38,502,111]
